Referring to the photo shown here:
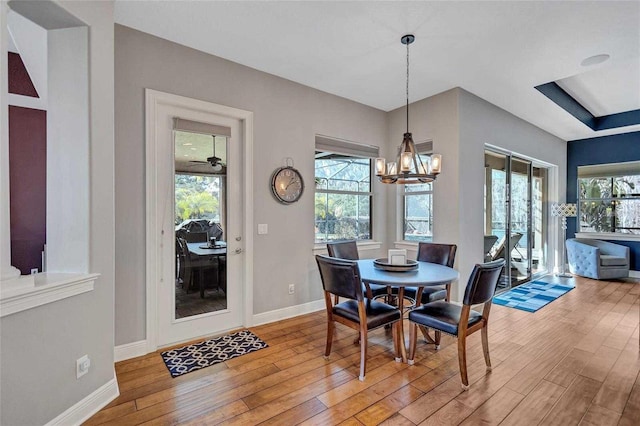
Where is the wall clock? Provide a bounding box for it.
[271,165,304,204]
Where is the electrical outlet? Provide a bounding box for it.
[288,284,295,294]
[76,355,90,379]
[30,268,38,275]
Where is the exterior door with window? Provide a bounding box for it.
[150,95,244,347]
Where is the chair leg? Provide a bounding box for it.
[184,268,193,294]
[324,320,334,359]
[418,325,436,345]
[392,321,402,363]
[481,325,492,371]
[458,335,469,390]
[434,330,441,349]
[408,322,418,365]
[359,324,368,381]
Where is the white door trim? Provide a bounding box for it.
[145,89,254,352]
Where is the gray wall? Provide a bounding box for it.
[456,89,566,296]
[0,1,115,424]
[114,25,388,345]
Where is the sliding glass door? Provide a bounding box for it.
[484,149,548,292]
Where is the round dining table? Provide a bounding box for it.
[356,259,459,362]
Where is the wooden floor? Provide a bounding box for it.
[88,276,640,425]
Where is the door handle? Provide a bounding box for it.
[235,248,243,254]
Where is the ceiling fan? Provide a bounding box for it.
[187,136,226,173]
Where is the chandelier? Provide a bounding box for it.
[375,34,442,184]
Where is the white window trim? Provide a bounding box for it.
[313,240,382,254]
[0,272,99,317]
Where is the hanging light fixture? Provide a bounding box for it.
[376,34,442,184]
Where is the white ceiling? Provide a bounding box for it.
[114,1,640,141]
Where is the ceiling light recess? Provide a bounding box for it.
[580,54,610,67]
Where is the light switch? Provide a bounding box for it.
[258,224,268,235]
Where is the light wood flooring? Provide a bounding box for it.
[88,275,640,425]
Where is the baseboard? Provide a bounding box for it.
[114,339,148,362]
[252,299,325,326]
[629,270,640,278]
[46,375,119,426]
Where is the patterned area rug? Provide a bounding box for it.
[161,330,268,377]
[493,280,575,312]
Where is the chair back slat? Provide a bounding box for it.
[417,242,457,267]
[315,255,363,301]
[177,238,191,266]
[184,231,208,243]
[462,259,505,306]
[326,240,360,260]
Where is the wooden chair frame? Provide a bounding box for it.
[407,259,504,390]
[408,302,492,389]
[322,290,402,381]
[317,255,402,381]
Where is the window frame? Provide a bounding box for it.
[400,151,434,243]
[314,151,374,244]
[577,175,640,235]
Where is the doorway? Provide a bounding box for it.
[146,90,254,349]
[484,149,548,291]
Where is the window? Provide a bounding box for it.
[175,174,222,225]
[402,152,434,241]
[315,152,372,243]
[578,174,640,234]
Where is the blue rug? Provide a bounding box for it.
[161,330,268,377]
[493,280,575,312]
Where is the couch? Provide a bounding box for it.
[566,238,630,280]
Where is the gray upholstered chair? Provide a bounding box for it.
[566,238,629,280]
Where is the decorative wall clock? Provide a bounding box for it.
[271,160,304,204]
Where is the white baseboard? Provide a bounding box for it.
[114,339,148,362]
[252,299,325,326]
[629,270,640,278]
[114,301,327,361]
[46,376,119,426]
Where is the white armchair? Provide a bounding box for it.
[566,238,629,280]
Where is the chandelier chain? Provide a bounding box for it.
[406,38,410,133]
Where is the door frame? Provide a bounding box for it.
[145,89,254,352]
[484,146,556,288]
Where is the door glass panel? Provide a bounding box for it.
[484,151,510,290]
[510,157,531,286]
[174,131,228,319]
[532,166,548,275]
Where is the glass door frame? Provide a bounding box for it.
[485,147,549,292]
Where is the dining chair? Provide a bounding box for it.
[176,237,194,291]
[326,240,387,301]
[407,259,505,390]
[403,242,457,304]
[315,254,402,381]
